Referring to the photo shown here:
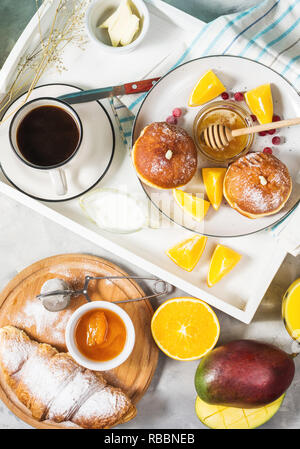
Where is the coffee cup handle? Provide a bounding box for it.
[49,168,67,196]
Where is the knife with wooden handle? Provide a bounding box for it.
[58,77,160,104]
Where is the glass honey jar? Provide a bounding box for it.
[193,100,254,163]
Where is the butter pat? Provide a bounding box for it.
[99,0,140,47]
[119,14,140,46]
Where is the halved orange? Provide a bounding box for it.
[188,70,226,107]
[173,189,210,222]
[151,297,220,361]
[166,235,208,272]
[245,84,273,125]
[207,244,242,287]
[202,168,227,211]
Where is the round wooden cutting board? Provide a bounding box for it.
[0,254,159,429]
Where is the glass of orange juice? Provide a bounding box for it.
[282,279,300,354]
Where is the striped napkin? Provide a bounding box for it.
[110,0,300,254]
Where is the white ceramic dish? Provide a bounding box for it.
[65,300,135,371]
[85,0,150,54]
[132,55,300,238]
[0,84,115,202]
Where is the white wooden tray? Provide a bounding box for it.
[0,0,288,323]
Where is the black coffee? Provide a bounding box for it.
[16,105,80,167]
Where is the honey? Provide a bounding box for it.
[193,101,254,163]
[75,308,127,362]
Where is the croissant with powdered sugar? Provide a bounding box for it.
[0,326,136,428]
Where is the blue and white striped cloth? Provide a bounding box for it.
[110,0,300,253]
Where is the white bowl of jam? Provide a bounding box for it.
[65,301,135,371]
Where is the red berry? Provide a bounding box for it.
[272,136,281,145]
[234,92,244,101]
[172,107,182,118]
[267,129,276,135]
[166,115,177,125]
[259,131,267,136]
[272,114,281,122]
[263,147,272,154]
[250,114,257,122]
[221,92,229,100]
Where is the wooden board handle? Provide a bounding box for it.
[232,117,300,137]
[124,77,160,94]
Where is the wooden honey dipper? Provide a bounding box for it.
[201,117,300,150]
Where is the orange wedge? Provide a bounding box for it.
[151,297,220,361]
[207,244,242,287]
[202,168,227,211]
[166,235,208,272]
[173,189,210,222]
[188,70,226,107]
[245,84,273,124]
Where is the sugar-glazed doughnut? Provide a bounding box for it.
[223,152,292,219]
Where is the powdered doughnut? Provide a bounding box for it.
[132,122,197,189]
[223,152,292,219]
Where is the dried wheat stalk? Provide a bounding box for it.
[0,0,90,124]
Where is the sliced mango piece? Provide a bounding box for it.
[173,189,210,222]
[195,395,284,429]
[245,84,273,124]
[202,168,227,211]
[166,235,208,272]
[188,70,226,107]
[207,244,242,287]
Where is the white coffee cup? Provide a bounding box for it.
[9,97,83,196]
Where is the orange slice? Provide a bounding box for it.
[166,235,208,272]
[173,189,210,222]
[151,297,220,361]
[195,395,284,429]
[207,244,242,287]
[188,70,226,107]
[202,168,227,211]
[245,84,273,124]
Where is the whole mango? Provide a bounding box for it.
[195,339,295,408]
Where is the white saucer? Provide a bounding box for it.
[133,55,300,238]
[0,83,115,202]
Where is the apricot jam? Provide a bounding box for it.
[75,308,126,362]
[194,101,254,162]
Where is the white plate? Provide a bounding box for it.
[133,55,300,237]
[0,83,115,202]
